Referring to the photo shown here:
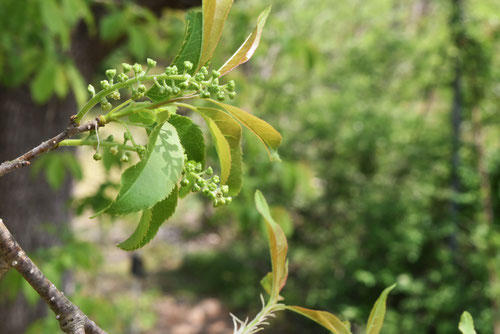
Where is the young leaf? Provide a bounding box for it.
[103,122,184,215]
[172,11,203,74]
[254,190,288,299]
[197,108,232,184]
[30,59,57,103]
[168,114,206,167]
[197,107,243,195]
[200,0,234,69]
[117,209,153,251]
[286,306,352,334]
[366,284,397,334]
[260,272,273,296]
[459,311,477,334]
[210,100,281,161]
[218,6,271,76]
[128,110,157,126]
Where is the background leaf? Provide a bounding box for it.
[168,114,206,167]
[366,284,396,334]
[459,311,477,334]
[30,59,57,103]
[104,122,184,215]
[172,11,203,74]
[198,107,243,195]
[254,190,288,298]
[218,5,271,76]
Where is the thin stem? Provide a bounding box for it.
[59,139,138,152]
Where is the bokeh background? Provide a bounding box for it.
[1,0,500,333]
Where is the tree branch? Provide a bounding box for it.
[0,218,107,334]
[0,117,104,178]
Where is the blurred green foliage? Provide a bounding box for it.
[1,0,500,333]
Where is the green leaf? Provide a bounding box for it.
[53,64,68,98]
[366,284,397,334]
[197,109,232,185]
[210,100,281,161]
[118,186,178,250]
[172,11,203,74]
[100,11,127,40]
[218,6,271,76]
[254,190,288,299]
[200,0,234,69]
[168,114,206,167]
[117,209,152,251]
[178,173,195,198]
[128,110,157,126]
[45,155,65,190]
[103,122,184,215]
[198,107,243,195]
[66,63,88,107]
[459,311,477,334]
[286,306,352,334]
[30,59,57,103]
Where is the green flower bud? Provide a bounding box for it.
[118,73,129,82]
[109,90,120,100]
[179,81,189,89]
[195,73,205,82]
[93,153,102,161]
[136,145,146,154]
[195,163,202,172]
[189,82,200,90]
[88,84,96,96]
[132,90,142,100]
[110,146,119,155]
[212,78,220,86]
[147,58,157,68]
[205,167,213,175]
[101,80,110,89]
[120,154,129,162]
[196,178,206,187]
[208,191,216,200]
[138,84,147,93]
[192,184,201,192]
[200,66,209,75]
[123,132,132,141]
[171,65,178,75]
[211,70,220,78]
[172,87,181,95]
[201,91,211,99]
[181,178,190,186]
[183,61,193,70]
[106,69,116,80]
[216,92,225,101]
[212,175,220,184]
[122,63,132,72]
[227,80,236,91]
[228,91,236,100]
[202,188,210,196]
[208,183,217,191]
[225,197,232,204]
[218,198,226,206]
[133,63,143,74]
[221,185,229,195]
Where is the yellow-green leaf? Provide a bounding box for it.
[366,284,396,334]
[197,109,232,184]
[254,190,288,299]
[218,5,271,76]
[197,107,243,195]
[286,306,352,334]
[200,0,234,69]
[210,100,281,161]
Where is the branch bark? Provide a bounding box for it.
[0,218,107,333]
[0,117,103,178]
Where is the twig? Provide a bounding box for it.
[0,218,107,334]
[0,117,104,178]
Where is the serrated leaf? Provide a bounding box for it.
[254,190,288,299]
[218,6,271,76]
[200,0,234,69]
[366,284,396,334]
[103,122,184,215]
[30,59,56,103]
[169,114,206,167]
[141,186,178,247]
[198,107,242,195]
[459,311,477,334]
[117,209,152,251]
[286,306,352,334]
[128,110,157,126]
[210,100,281,161]
[118,186,178,250]
[172,11,203,74]
[197,109,231,184]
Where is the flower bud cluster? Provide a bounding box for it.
[181,159,232,207]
